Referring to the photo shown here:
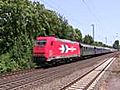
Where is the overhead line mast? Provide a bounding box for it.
[91,24,94,42]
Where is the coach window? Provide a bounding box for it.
[84,47,86,50]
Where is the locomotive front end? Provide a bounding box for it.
[33,38,48,64]
[33,36,55,65]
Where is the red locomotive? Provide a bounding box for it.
[33,36,80,64]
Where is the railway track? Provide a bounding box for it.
[0,53,117,90]
[61,52,119,90]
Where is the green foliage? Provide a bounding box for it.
[83,35,94,44]
[74,28,82,42]
[94,41,103,46]
[113,40,119,49]
[0,53,19,73]
[0,0,38,73]
[0,0,83,73]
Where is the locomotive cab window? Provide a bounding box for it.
[36,40,47,46]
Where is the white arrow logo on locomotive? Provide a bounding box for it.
[59,45,76,53]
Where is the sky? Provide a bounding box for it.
[32,0,120,46]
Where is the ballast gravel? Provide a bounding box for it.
[23,66,94,90]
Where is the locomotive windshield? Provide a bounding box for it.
[36,40,47,46]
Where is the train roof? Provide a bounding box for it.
[80,43,113,50]
[56,38,78,44]
[80,43,95,48]
[95,46,111,49]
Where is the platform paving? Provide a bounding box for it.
[97,54,120,90]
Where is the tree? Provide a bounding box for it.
[83,35,94,44]
[74,28,82,42]
[0,0,83,73]
[113,40,119,49]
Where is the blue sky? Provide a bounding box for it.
[32,0,120,46]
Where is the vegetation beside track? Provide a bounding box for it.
[0,0,83,73]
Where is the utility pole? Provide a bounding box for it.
[116,33,118,39]
[105,37,107,44]
[91,24,94,42]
